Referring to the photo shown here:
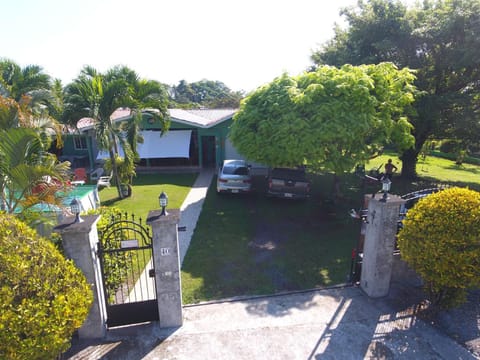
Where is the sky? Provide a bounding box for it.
[3,0,410,93]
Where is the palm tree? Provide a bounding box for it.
[0,59,63,145]
[0,61,70,222]
[0,127,71,215]
[0,59,51,101]
[64,66,169,198]
[116,69,170,185]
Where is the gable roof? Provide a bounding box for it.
[168,108,237,128]
[76,108,237,131]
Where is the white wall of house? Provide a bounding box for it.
[224,139,268,175]
[225,138,245,160]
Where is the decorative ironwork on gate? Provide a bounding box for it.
[98,212,158,327]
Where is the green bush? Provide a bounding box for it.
[439,139,461,153]
[430,150,480,166]
[0,214,93,359]
[397,187,480,309]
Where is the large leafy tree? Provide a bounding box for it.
[63,66,169,198]
[311,0,480,178]
[171,79,243,108]
[230,63,416,195]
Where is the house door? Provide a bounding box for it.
[201,136,216,168]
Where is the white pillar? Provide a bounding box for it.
[54,215,106,338]
[147,209,183,328]
[360,195,405,298]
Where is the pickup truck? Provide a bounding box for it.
[266,167,310,199]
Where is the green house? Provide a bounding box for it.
[59,108,241,172]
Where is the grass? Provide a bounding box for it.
[181,153,480,304]
[96,155,480,305]
[96,173,197,299]
[365,153,480,192]
[98,173,197,221]
[181,176,361,304]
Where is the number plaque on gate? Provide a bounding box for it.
[121,239,139,248]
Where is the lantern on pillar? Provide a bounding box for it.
[380,177,392,202]
[70,198,83,223]
[159,191,168,216]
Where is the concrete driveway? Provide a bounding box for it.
[64,284,478,359]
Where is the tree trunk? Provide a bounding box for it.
[399,148,418,180]
[109,148,124,199]
[332,173,341,202]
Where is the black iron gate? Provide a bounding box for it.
[98,213,158,328]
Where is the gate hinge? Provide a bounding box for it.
[149,269,155,278]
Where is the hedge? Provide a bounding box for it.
[397,187,480,308]
[0,214,93,359]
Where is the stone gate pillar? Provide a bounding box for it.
[147,209,183,328]
[360,195,405,298]
[54,215,106,339]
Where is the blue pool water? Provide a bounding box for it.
[33,185,100,213]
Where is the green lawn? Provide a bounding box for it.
[181,154,480,304]
[98,173,197,221]
[365,153,480,192]
[181,176,361,304]
[96,157,480,305]
[94,173,197,303]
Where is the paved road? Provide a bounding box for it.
[65,285,477,359]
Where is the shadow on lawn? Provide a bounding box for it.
[181,174,360,304]
[445,163,480,174]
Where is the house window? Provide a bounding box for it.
[74,136,87,150]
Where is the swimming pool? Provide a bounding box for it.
[62,185,100,212]
[33,185,100,213]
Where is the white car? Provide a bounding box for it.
[216,160,252,194]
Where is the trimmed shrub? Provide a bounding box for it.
[397,187,480,309]
[0,214,93,359]
[430,150,480,166]
[439,139,461,153]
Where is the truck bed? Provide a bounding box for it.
[267,168,310,199]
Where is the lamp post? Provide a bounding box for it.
[69,197,83,223]
[380,177,392,202]
[159,191,168,216]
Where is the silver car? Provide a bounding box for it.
[216,160,252,194]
